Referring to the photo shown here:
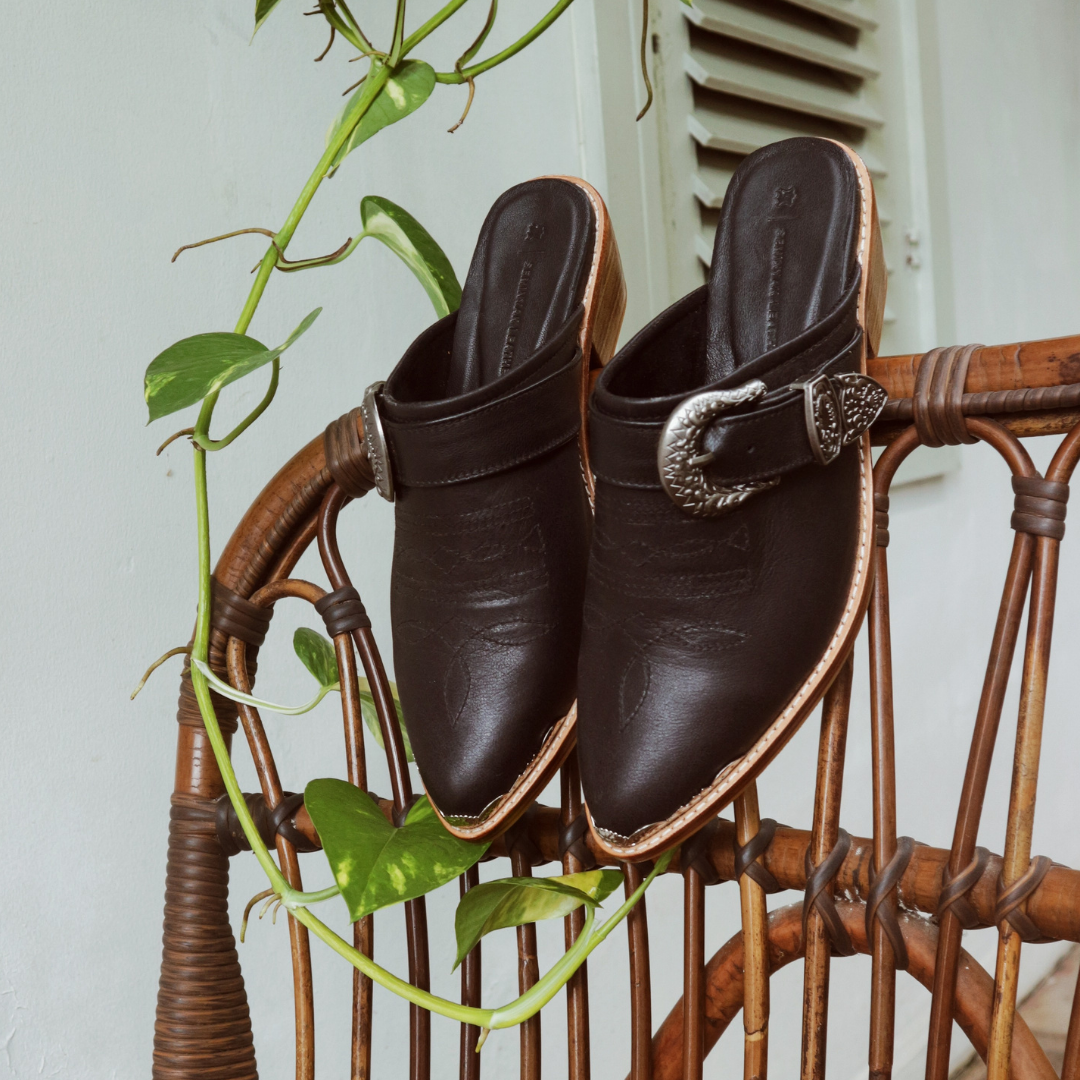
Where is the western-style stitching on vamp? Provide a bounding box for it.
[594,148,875,856]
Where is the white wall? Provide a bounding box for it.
[2,1,1080,1078]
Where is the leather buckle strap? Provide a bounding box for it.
[657,364,887,518]
[366,343,583,493]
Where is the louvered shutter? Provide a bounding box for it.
[681,0,895,329]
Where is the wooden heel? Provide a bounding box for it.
[863,200,887,359]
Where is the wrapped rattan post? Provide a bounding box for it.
[800,656,854,1080]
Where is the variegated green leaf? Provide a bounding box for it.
[304,780,487,920]
[453,870,623,969]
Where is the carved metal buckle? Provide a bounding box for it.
[793,373,889,466]
[658,373,888,519]
[360,381,395,502]
[658,379,778,518]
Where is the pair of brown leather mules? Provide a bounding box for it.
[362,137,888,863]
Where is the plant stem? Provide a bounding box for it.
[400,0,472,55]
[388,0,408,66]
[434,0,575,83]
[193,358,280,451]
[190,447,289,889]
[191,61,391,449]
[286,852,670,1031]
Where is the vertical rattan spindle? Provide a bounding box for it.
[562,754,591,1080]
[459,866,482,1080]
[801,656,854,1080]
[512,848,542,1080]
[735,783,770,1080]
[867,485,901,1080]
[624,862,653,1080]
[682,861,707,1080]
[986,532,1061,1080]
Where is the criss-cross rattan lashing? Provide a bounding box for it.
[154,331,1080,1080]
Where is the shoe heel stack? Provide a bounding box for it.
[546,175,628,494]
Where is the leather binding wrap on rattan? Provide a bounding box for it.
[911,344,982,446]
[391,793,422,828]
[504,806,545,867]
[214,791,318,857]
[680,818,722,886]
[803,828,856,956]
[996,855,1056,943]
[559,813,599,872]
[865,835,915,970]
[934,845,991,930]
[733,817,782,893]
[211,578,273,648]
[153,794,257,1080]
[874,492,890,548]
[324,407,377,498]
[879,378,1080,426]
[315,586,372,636]
[1011,475,1069,541]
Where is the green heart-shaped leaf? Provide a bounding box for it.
[305,780,487,921]
[294,627,340,690]
[358,688,414,761]
[253,0,283,33]
[293,627,414,760]
[327,62,435,171]
[453,869,623,969]
[144,308,320,423]
[360,196,461,317]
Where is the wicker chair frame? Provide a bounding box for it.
[153,330,1080,1080]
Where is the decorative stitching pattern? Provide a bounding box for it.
[592,145,876,855]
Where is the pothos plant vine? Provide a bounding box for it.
[139,0,675,1047]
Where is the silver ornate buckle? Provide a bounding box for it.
[360,381,395,502]
[658,379,779,518]
[658,373,888,519]
[793,373,889,465]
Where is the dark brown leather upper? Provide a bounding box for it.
[379,178,597,820]
[577,138,867,840]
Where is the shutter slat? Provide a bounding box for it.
[688,109,886,177]
[684,49,884,129]
[685,0,880,80]
[783,0,878,32]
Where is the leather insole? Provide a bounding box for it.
[706,138,860,384]
[447,178,595,397]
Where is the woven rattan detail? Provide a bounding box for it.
[503,805,544,867]
[733,817,782,893]
[803,828,856,956]
[211,579,273,648]
[324,407,376,499]
[176,663,239,734]
[214,791,317,857]
[879,380,1080,426]
[874,492,890,549]
[559,812,599,872]
[911,344,982,446]
[153,795,258,1080]
[314,585,371,636]
[996,855,1056,943]
[865,835,915,970]
[680,818,721,886]
[392,793,422,828]
[935,845,991,929]
[1011,475,1069,540]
